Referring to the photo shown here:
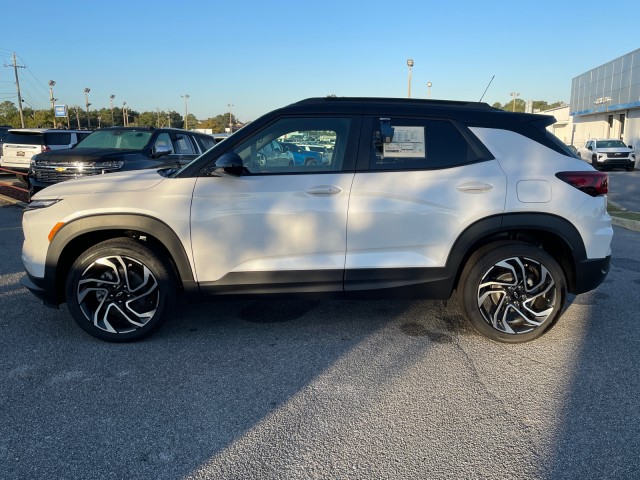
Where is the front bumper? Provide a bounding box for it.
[21,273,60,308]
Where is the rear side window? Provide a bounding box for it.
[370,118,490,170]
[194,135,216,152]
[43,132,72,145]
[4,132,43,145]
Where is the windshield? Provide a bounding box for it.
[77,130,153,150]
[597,140,627,148]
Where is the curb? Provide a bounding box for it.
[608,200,640,232]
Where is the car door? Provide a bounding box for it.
[190,116,360,293]
[345,116,506,291]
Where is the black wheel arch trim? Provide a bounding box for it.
[43,213,195,305]
[447,212,588,293]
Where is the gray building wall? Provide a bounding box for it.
[569,48,640,153]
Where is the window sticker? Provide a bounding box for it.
[383,126,425,158]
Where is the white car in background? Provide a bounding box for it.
[577,138,635,171]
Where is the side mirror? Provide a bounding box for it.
[628,145,633,149]
[206,152,244,177]
[587,146,593,151]
[153,144,172,158]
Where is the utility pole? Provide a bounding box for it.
[227,103,234,132]
[6,53,26,127]
[84,88,91,128]
[110,94,116,125]
[49,80,57,128]
[181,94,190,129]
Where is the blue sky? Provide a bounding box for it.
[1,0,638,122]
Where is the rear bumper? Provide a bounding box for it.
[572,255,610,294]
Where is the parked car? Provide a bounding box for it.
[0,128,91,184]
[577,138,635,171]
[280,141,324,165]
[0,126,11,161]
[21,97,612,343]
[28,126,216,193]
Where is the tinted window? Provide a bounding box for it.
[154,133,174,154]
[4,132,43,145]
[370,119,485,170]
[43,132,72,145]
[174,134,196,154]
[194,135,216,152]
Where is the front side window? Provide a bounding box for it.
[232,117,351,174]
[154,133,174,153]
[369,118,488,170]
[174,134,196,154]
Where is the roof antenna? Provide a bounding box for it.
[479,75,495,102]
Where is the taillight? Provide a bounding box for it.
[41,145,51,153]
[556,171,608,196]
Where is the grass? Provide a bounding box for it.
[608,202,640,221]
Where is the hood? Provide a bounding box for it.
[32,168,165,199]
[34,147,143,163]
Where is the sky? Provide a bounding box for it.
[1,0,638,123]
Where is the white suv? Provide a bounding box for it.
[577,138,635,171]
[21,98,613,343]
[1,128,90,184]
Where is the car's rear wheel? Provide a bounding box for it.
[459,242,566,343]
[626,165,635,172]
[65,238,176,342]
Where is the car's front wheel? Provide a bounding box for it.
[459,242,566,343]
[65,238,176,342]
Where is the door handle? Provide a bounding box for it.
[306,185,343,195]
[457,182,494,193]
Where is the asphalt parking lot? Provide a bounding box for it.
[1,196,640,479]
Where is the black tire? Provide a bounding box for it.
[304,158,318,166]
[65,238,176,342]
[591,155,601,170]
[16,174,29,186]
[626,165,635,172]
[459,242,566,343]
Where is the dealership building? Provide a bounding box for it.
[541,48,640,154]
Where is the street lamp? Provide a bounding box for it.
[84,87,91,128]
[407,59,414,98]
[122,101,128,127]
[110,94,116,125]
[48,80,56,128]
[181,94,190,129]
[510,92,520,112]
[427,81,432,99]
[227,103,234,132]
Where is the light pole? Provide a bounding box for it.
[227,103,234,132]
[122,101,128,127]
[84,88,91,128]
[181,94,190,129]
[510,92,520,112]
[427,81,432,99]
[110,94,116,125]
[48,80,56,128]
[407,59,414,98]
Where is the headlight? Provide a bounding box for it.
[95,160,125,169]
[26,199,60,210]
